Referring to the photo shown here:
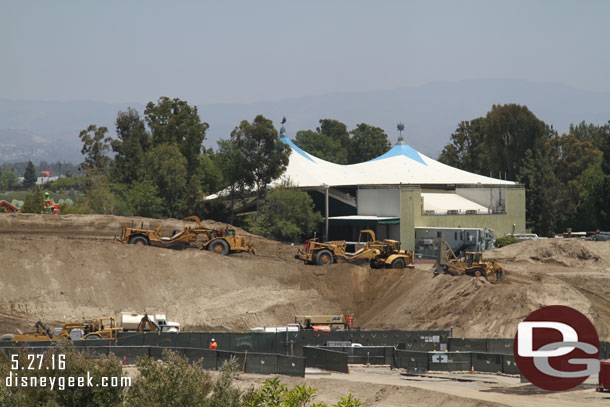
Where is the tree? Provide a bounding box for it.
[196,154,223,196]
[145,97,209,178]
[231,115,290,211]
[293,129,348,163]
[78,125,112,173]
[23,161,37,188]
[438,105,551,180]
[484,104,551,180]
[438,119,487,173]
[0,170,18,191]
[293,119,351,164]
[249,183,322,242]
[517,147,569,236]
[20,186,45,213]
[144,143,188,217]
[318,119,350,147]
[216,139,248,223]
[570,120,610,149]
[348,123,391,164]
[123,180,164,218]
[111,108,150,185]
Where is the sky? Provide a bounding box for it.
[2,0,610,105]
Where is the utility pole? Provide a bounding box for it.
[322,183,329,242]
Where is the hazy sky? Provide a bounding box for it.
[2,0,610,104]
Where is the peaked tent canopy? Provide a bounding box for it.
[274,137,514,188]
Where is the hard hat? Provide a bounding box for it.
[211,338,215,341]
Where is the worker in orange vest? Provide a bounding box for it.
[209,338,218,350]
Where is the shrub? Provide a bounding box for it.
[0,346,124,407]
[20,186,45,213]
[495,236,519,248]
[245,377,361,407]
[249,183,322,242]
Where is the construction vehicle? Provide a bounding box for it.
[184,216,255,255]
[434,237,504,282]
[8,317,122,342]
[294,315,354,331]
[118,312,180,332]
[296,229,415,269]
[116,216,254,255]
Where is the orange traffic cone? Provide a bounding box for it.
[471,365,475,374]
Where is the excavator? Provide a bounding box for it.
[434,237,504,283]
[296,229,415,269]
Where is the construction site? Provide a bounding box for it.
[1,213,610,406]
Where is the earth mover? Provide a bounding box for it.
[117,216,254,255]
[6,317,123,342]
[434,237,504,283]
[294,315,354,331]
[296,229,415,269]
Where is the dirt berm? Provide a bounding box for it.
[1,214,609,339]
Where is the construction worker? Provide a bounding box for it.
[209,338,218,350]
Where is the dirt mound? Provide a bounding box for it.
[486,238,607,267]
[2,213,610,339]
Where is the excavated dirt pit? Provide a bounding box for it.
[1,213,609,340]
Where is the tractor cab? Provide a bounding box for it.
[465,252,482,267]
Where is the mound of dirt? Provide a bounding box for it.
[2,213,609,339]
[486,238,607,267]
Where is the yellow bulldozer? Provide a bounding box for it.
[434,237,504,282]
[117,216,254,255]
[296,229,415,269]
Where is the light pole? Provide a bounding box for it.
[322,183,329,242]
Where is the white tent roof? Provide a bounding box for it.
[276,137,515,187]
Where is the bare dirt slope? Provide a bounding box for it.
[1,213,609,339]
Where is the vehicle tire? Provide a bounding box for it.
[391,258,406,269]
[315,249,334,266]
[0,333,14,341]
[208,239,230,256]
[128,236,149,246]
[85,334,101,340]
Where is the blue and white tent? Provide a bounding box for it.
[274,137,514,188]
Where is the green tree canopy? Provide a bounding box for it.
[294,129,348,163]
[0,170,18,191]
[144,143,188,217]
[347,123,391,163]
[111,108,150,185]
[216,139,249,223]
[293,119,351,164]
[145,97,209,177]
[231,115,290,209]
[78,125,112,173]
[21,186,45,213]
[23,161,37,189]
[249,183,323,242]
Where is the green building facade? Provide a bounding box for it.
[399,185,526,250]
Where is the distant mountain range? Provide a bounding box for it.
[1,79,610,164]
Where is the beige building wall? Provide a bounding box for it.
[399,186,526,250]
